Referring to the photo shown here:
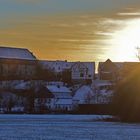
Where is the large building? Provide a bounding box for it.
[0,46,37,80]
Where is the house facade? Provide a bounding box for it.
[98,59,122,81]
[46,85,73,111]
[71,62,95,83]
[39,60,95,83]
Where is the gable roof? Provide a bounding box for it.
[99,59,140,72]
[39,60,73,71]
[46,85,71,93]
[73,85,94,101]
[0,46,36,60]
[99,59,118,72]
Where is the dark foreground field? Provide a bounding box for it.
[0,115,140,140]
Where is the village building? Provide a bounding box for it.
[13,81,74,112]
[98,59,140,81]
[98,59,121,81]
[73,85,94,104]
[71,62,95,83]
[46,85,73,111]
[39,60,72,73]
[39,60,95,83]
[0,46,37,80]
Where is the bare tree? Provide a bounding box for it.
[136,46,140,61]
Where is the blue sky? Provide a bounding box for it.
[0,0,140,62]
[0,0,139,17]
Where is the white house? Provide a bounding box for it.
[46,85,73,111]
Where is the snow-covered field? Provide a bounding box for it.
[0,115,140,140]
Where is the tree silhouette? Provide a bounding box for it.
[113,66,140,122]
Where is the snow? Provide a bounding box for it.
[47,81,64,86]
[47,85,71,93]
[99,89,113,96]
[14,81,31,90]
[93,80,113,87]
[0,46,36,60]
[0,115,140,140]
[73,85,94,102]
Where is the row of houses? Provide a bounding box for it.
[0,46,134,113]
[1,46,140,83]
[0,80,113,113]
[0,46,95,83]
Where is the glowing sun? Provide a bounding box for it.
[108,18,140,62]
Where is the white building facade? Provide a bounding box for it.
[39,60,95,82]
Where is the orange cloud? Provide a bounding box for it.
[0,8,139,62]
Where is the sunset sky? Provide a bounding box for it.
[1,0,140,62]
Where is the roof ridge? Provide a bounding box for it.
[0,46,36,60]
[0,46,29,51]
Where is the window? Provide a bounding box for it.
[88,75,91,77]
[80,73,84,77]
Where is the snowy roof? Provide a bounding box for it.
[39,60,74,72]
[39,60,95,74]
[93,80,114,87]
[47,85,71,93]
[46,81,64,86]
[99,90,113,96]
[0,46,36,60]
[14,81,31,90]
[73,85,94,101]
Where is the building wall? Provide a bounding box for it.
[0,59,37,80]
[71,63,94,81]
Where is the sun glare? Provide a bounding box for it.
[108,18,140,62]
